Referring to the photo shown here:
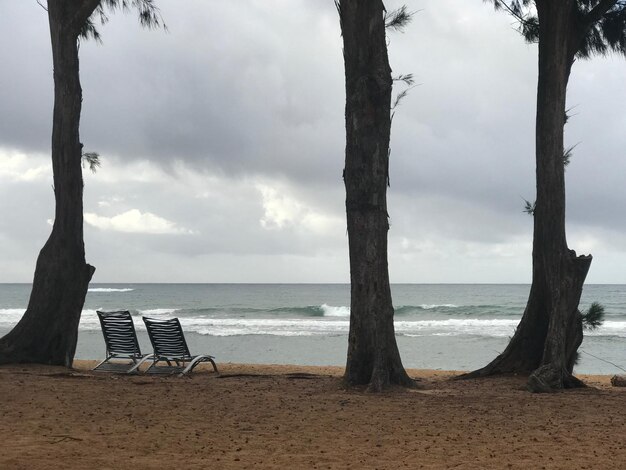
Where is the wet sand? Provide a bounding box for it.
[1,361,625,469]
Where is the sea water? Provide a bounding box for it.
[0,284,625,374]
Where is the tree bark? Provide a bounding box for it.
[338,0,413,391]
[0,0,97,367]
[461,0,592,392]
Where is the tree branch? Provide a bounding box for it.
[70,0,102,34]
[493,0,529,26]
[584,0,619,25]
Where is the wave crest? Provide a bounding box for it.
[321,304,350,317]
[88,288,134,293]
[139,308,179,316]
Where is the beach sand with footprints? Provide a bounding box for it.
[1,361,625,469]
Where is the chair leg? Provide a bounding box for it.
[93,356,112,371]
[127,354,154,374]
[209,358,220,375]
[181,356,203,375]
[143,359,159,374]
[180,356,219,376]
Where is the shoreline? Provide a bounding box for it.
[4,283,626,375]
[2,361,625,469]
[72,359,618,386]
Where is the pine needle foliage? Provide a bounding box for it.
[487,1,626,59]
[393,73,415,86]
[384,5,414,32]
[334,2,416,120]
[82,152,101,173]
[563,143,580,167]
[564,106,579,124]
[80,0,165,42]
[386,7,416,120]
[582,301,605,330]
[522,198,536,215]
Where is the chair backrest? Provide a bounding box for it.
[97,310,142,356]
[143,317,192,360]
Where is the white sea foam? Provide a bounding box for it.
[321,304,350,317]
[175,318,523,338]
[139,308,179,316]
[0,309,26,326]
[185,318,626,338]
[77,309,178,329]
[88,288,134,292]
[584,321,626,337]
[77,309,102,329]
[2,308,626,339]
[0,309,104,329]
[393,319,519,338]
[419,304,458,309]
[190,318,349,337]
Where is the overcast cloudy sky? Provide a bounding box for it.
[1,0,625,283]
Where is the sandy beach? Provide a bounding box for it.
[1,361,625,469]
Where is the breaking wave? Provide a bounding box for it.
[88,288,134,293]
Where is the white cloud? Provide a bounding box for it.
[257,183,343,235]
[97,196,124,208]
[84,159,169,185]
[257,184,301,230]
[2,1,626,283]
[84,209,195,235]
[0,149,50,182]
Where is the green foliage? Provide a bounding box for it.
[564,106,578,124]
[488,0,536,41]
[82,152,101,173]
[578,1,626,58]
[391,74,417,116]
[392,87,413,111]
[388,9,416,120]
[393,74,415,86]
[563,143,580,167]
[80,18,102,43]
[486,0,626,58]
[522,198,535,216]
[384,5,414,32]
[582,302,606,330]
[80,0,165,42]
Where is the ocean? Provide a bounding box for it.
[1,283,625,375]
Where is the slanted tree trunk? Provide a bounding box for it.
[462,0,592,392]
[0,0,98,367]
[338,0,413,391]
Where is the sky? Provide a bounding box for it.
[1,0,625,284]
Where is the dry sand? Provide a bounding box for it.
[1,361,625,469]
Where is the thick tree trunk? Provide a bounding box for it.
[461,0,592,392]
[339,0,413,391]
[0,1,97,367]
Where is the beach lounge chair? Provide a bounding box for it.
[93,310,153,373]
[142,317,219,375]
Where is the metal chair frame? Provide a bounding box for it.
[94,310,153,373]
[142,316,219,376]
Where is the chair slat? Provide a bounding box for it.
[142,316,218,375]
[94,310,152,374]
[98,310,143,356]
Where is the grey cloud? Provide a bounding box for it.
[2,0,626,283]
[75,0,345,186]
[0,2,52,154]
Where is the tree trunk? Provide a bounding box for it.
[338,0,413,391]
[461,0,592,392]
[0,1,97,367]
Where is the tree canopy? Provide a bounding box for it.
[490,0,626,58]
[82,0,165,42]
